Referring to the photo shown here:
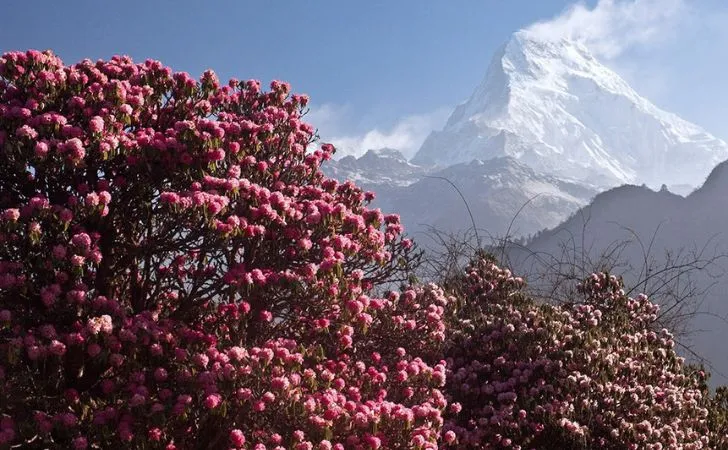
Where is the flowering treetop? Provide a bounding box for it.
[442,257,712,449]
[0,50,446,449]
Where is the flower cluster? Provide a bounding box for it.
[0,50,443,448]
[441,258,712,449]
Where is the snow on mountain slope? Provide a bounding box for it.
[323,150,596,239]
[413,30,728,189]
[322,148,425,188]
[383,157,597,240]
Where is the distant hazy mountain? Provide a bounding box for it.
[506,161,728,387]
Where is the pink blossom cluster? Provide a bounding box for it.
[441,258,712,449]
[0,50,444,448]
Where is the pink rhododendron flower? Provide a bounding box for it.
[89,116,104,133]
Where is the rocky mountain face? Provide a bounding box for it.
[323,151,596,241]
[322,148,425,189]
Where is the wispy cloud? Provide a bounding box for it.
[306,104,450,160]
[525,0,686,59]
[522,0,728,133]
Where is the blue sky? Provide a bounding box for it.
[2,0,728,158]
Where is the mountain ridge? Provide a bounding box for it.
[507,157,728,387]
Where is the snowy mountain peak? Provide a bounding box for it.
[322,148,424,189]
[360,147,408,163]
[503,31,633,96]
[413,30,728,189]
[504,30,594,76]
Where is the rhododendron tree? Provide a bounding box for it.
[0,50,448,449]
[440,255,714,449]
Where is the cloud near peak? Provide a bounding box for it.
[306,104,450,160]
[525,0,686,59]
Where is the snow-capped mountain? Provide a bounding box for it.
[323,148,425,189]
[412,30,728,190]
[323,29,728,241]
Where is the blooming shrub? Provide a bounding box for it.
[441,257,713,449]
[707,385,728,447]
[0,50,448,449]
